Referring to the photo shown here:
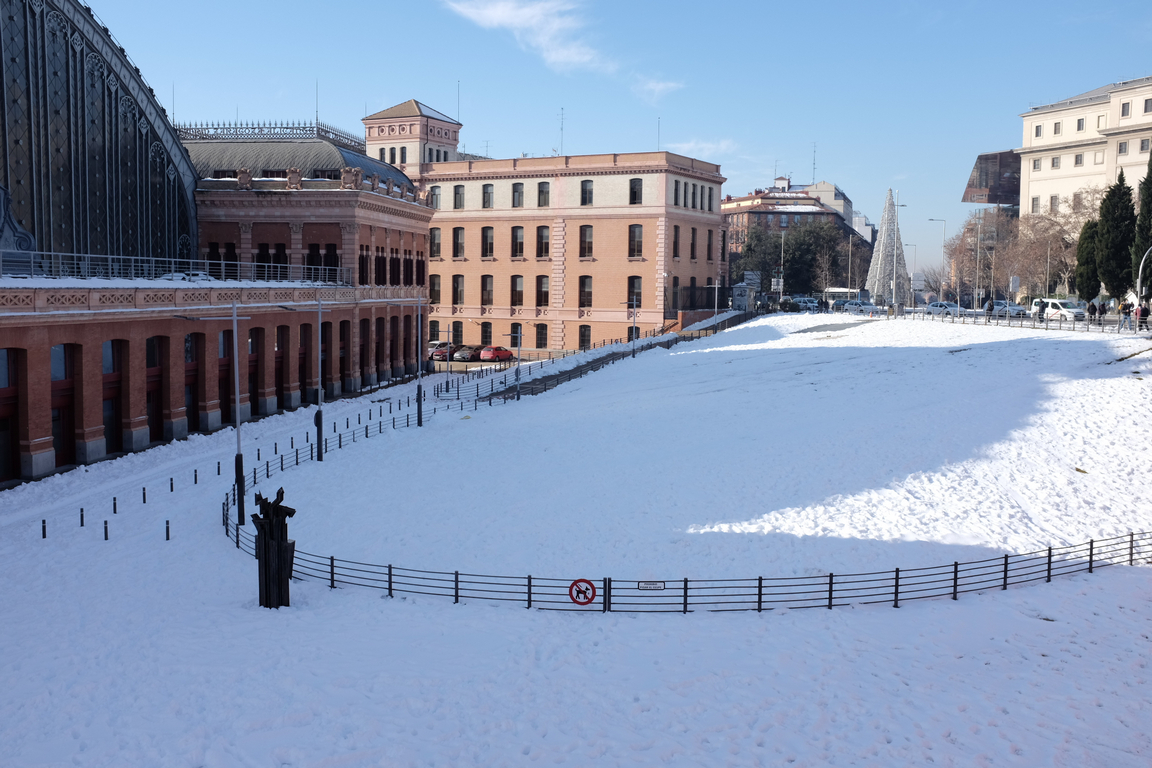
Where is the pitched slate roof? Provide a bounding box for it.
[182,138,413,187]
[364,99,461,125]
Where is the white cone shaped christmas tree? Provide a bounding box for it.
[864,189,911,306]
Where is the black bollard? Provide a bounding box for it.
[80,508,84,527]
[170,477,173,492]
[104,521,108,540]
[194,469,198,485]
[42,519,46,538]
[113,496,117,514]
[166,520,170,541]
[142,487,146,504]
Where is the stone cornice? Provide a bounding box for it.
[421,165,725,185]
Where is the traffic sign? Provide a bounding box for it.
[569,579,597,605]
[772,267,783,277]
[771,279,783,291]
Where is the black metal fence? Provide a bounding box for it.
[888,307,1151,335]
[220,501,1150,613]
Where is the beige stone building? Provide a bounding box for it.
[365,102,728,350]
[1017,76,1152,216]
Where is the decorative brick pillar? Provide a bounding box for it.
[239,222,253,269]
[162,334,188,441]
[550,217,566,350]
[74,341,106,464]
[283,323,302,409]
[290,222,303,267]
[255,324,277,416]
[18,345,55,478]
[200,331,222,432]
[121,335,150,452]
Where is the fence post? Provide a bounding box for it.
[114,496,117,514]
[682,578,688,614]
[602,578,609,612]
[170,477,173,492]
[142,486,147,503]
[1046,547,1052,583]
[1131,532,1135,566]
[757,576,763,613]
[166,520,170,541]
[330,556,335,589]
[1088,539,1094,573]
[453,571,460,603]
[1002,554,1009,589]
[893,568,900,608]
[527,575,532,609]
[827,573,833,609]
[388,564,393,597]
[41,519,46,538]
[104,520,108,540]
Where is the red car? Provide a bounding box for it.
[479,346,515,362]
[432,345,463,361]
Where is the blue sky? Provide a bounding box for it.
[92,0,1152,268]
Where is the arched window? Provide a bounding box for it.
[706,229,713,261]
[481,227,494,259]
[512,183,524,208]
[536,226,550,258]
[400,147,407,164]
[673,225,680,259]
[452,228,464,259]
[510,275,524,306]
[690,227,697,260]
[482,184,494,209]
[629,178,642,205]
[673,180,680,206]
[452,321,464,346]
[480,322,492,347]
[579,225,593,259]
[429,320,440,341]
[429,228,441,259]
[452,274,464,305]
[627,276,642,308]
[481,275,494,306]
[580,180,593,206]
[510,323,523,347]
[579,276,593,308]
[628,225,643,259]
[429,274,441,304]
[453,185,465,209]
[671,276,680,310]
[428,148,434,162]
[389,147,396,165]
[535,323,548,349]
[511,226,524,258]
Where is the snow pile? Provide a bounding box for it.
[1,314,1151,766]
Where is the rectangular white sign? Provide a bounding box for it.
[637,581,665,590]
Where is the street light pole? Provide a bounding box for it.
[230,301,245,523]
[904,243,917,309]
[316,294,324,461]
[928,218,946,302]
[416,294,423,427]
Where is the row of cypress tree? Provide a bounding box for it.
[1076,152,1152,300]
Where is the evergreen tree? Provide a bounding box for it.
[1095,170,1136,297]
[1075,220,1099,299]
[1132,154,1152,297]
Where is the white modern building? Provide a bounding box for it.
[1017,76,1152,216]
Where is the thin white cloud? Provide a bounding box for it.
[444,0,614,73]
[633,77,684,103]
[665,139,737,159]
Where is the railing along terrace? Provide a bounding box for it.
[0,250,353,285]
[174,120,366,154]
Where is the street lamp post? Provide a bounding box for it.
[1137,246,1152,334]
[503,330,523,400]
[620,297,638,357]
[928,218,946,303]
[904,243,917,309]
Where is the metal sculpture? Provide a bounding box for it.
[251,488,296,609]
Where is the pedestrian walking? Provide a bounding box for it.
[1140,303,1150,332]
[1038,299,1047,322]
[984,299,993,322]
[1119,301,1133,331]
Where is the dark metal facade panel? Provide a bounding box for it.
[0,0,195,258]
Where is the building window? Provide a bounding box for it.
[452,227,465,259]
[1053,122,1061,135]
[690,227,697,260]
[1118,141,1129,155]
[674,180,680,206]
[1050,195,1059,214]
[1031,196,1040,214]
[629,178,643,205]
[512,183,524,208]
[390,147,396,164]
[708,187,714,212]
[511,275,524,306]
[379,149,386,161]
[579,225,593,259]
[579,275,592,308]
[578,325,591,350]
[1122,102,1131,118]
[1074,154,1084,167]
[429,320,440,341]
[691,184,697,209]
[454,185,465,209]
[480,322,492,347]
[452,321,464,346]
[400,146,407,164]
[537,182,550,207]
[1032,158,1041,171]
[536,226,550,258]
[1034,124,1042,138]
[628,225,643,259]
[430,186,441,209]
[673,225,680,258]
[1077,117,1085,132]
[721,231,727,262]
[511,226,524,258]
[482,184,494,209]
[707,229,713,261]
[428,148,434,162]
[510,322,522,347]
[481,227,494,259]
[1142,139,1150,153]
[480,274,494,306]
[536,275,550,306]
[430,274,441,304]
[429,228,441,259]
[581,180,593,206]
[1051,156,1060,169]
[535,323,548,349]
[627,276,642,308]
[452,275,464,305]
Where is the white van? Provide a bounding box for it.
[1030,298,1086,321]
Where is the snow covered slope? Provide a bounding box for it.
[1,315,1150,766]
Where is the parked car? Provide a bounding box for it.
[832,299,848,312]
[428,341,451,360]
[794,297,819,312]
[1030,298,1086,321]
[480,346,515,362]
[845,300,879,315]
[432,344,463,361]
[926,301,961,317]
[993,300,1027,318]
[452,345,482,362]
[186,271,217,282]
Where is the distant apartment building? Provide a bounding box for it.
[364,101,728,349]
[1017,76,1152,216]
[721,177,861,260]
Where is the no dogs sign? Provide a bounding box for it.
[569,579,597,605]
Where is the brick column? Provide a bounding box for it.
[121,336,150,452]
[283,323,302,409]
[163,334,188,441]
[290,222,303,267]
[74,341,106,464]
[256,324,277,416]
[18,345,55,478]
[200,330,221,432]
[239,222,253,271]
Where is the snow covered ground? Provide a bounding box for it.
[2,315,1151,766]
